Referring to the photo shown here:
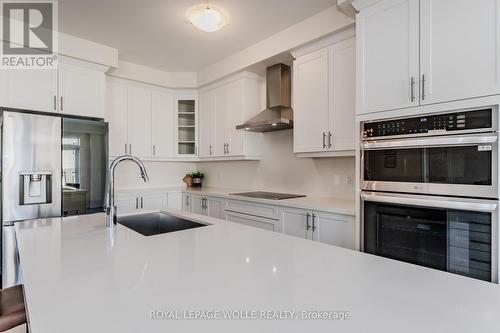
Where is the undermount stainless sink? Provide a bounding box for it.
[118,212,208,236]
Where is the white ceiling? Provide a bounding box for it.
[58,0,336,72]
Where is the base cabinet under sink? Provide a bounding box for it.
[115,191,182,213]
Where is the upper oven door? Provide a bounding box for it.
[361,133,498,198]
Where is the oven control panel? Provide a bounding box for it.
[362,109,493,138]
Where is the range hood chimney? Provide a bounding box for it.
[236,63,292,132]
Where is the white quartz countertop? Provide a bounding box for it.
[184,187,356,215]
[16,211,500,333]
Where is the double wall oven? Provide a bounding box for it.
[360,108,498,282]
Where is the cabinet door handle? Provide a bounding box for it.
[322,132,326,149]
[306,212,311,230]
[53,95,57,111]
[186,195,190,206]
[421,74,426,100]
[136,197,139,209]
[410,77,416,102]
[125,144,128,154]
[312,213,317,232]
[226,143,230,154]
[60,96,63,111]
[209,144,212,155]
[129,144,132,155]
[328,132,332,148]
[141,197,143,209]
[153,145,156,156]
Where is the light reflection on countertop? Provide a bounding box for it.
[15,210,500,333]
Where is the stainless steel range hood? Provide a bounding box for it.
[236,63,292,132]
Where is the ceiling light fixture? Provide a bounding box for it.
[187,4,228,33]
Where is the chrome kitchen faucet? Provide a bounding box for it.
[106,155,149,227]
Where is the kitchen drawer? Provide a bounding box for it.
[225,210,281,232]
[225,199,281,220]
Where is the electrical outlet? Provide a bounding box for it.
[346,175,353,186]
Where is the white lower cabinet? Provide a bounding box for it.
[167,192,183,210]
[282,208,311,239]
[190,194,224,219]
[311,211,355,249]
[182,193,192,212]
[225,210,280,232]
[115,192,174,213]
[141,193,168,211]
[180,192,355,248]
[282,207,355,249]
[114,194,139,214]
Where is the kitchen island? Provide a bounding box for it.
[16,210,500,333]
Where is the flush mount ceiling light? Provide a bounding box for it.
[187,4,228,32]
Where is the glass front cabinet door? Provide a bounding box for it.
[175,96,197,157]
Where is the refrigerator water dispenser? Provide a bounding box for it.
[19,172,52,205]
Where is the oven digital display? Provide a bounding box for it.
[363,109,492,138]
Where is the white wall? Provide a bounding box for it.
[113,161,196,191]
[198,6,354,86]
[197,130,355,199]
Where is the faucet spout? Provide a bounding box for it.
[106,155,149,227]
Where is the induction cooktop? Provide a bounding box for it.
[229,191,306,200]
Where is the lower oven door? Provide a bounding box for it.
[361,191,498,282]
[361,133,498,198]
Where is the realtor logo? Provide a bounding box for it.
[0,0,58,69]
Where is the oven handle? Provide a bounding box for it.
[361,133,497,150]
[361,192,498,212]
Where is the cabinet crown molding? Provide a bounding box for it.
[352,0,384,11]
[290,26,355,59]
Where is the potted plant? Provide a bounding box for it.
[183,172,204,188]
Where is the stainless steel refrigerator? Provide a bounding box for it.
[1,111,108,287]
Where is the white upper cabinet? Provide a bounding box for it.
[227,80,245,156]
[127,86,152,158]
[0,58,107,117]
[175,96,198,157]
[357,0,500,114]
[58,61,105,118]
[214,87,229,156]
[106,80,128,157]
[106,78,176,159]
[0,69,58,113]
[292,31,356,156]
[356,0,420,114]
[198,92,215,157]
[329,37,356,152]
[151,91,174,158]
[197,72,261,160]
[293,48,330,153]
[419,0,500,105]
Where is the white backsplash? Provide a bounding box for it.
[197,129,355,199]
[113,161,196,190]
